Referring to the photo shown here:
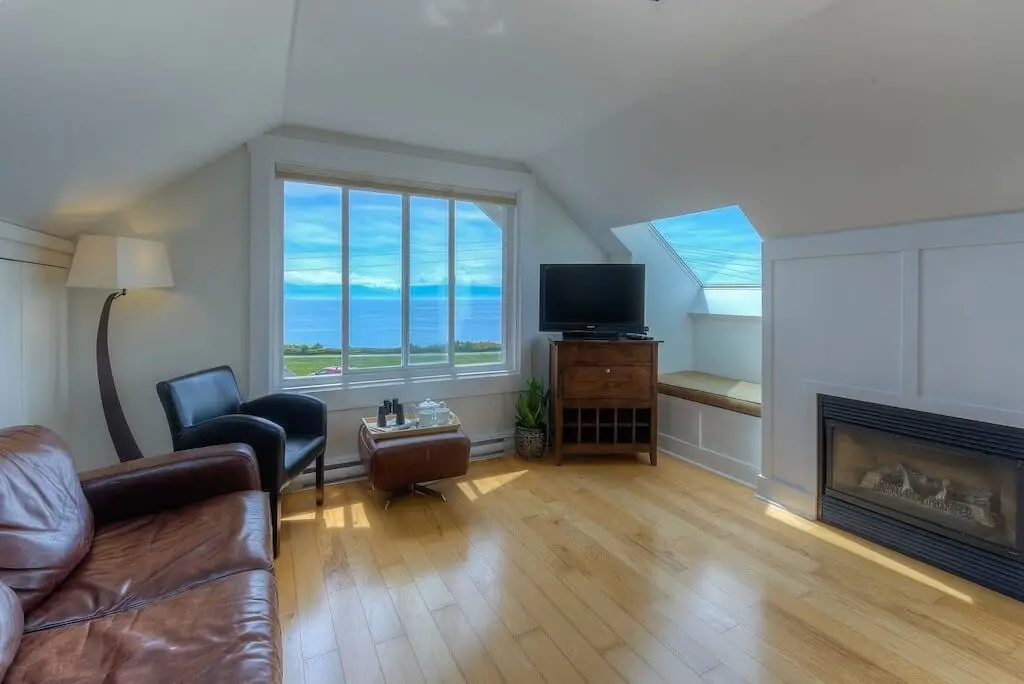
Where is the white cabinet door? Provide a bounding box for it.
[19,262,68,433]
[0,260,23,427]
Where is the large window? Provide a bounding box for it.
[651,205,762,286]
[281,177,512,383]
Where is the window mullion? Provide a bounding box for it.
[341,188,351,373]
[401,194,411,368]
[448,199,456,366]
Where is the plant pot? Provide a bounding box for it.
[514,426,547,460]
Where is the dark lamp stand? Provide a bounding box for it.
[98,289,143,462]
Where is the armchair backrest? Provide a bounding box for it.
[156,366,243,440]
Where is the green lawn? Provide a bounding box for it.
[284,351,502,377]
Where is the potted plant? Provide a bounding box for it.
[514,378,549,460]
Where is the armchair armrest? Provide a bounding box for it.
[79,443,260,526]
[242,392,326,436]
[177,414,287,497]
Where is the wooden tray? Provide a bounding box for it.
[362,412,461,440]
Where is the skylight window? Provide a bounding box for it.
[651,205,762,286]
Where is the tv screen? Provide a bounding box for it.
[539,264,645,334]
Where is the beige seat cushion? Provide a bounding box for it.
[658,371,762,417]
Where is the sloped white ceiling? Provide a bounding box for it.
[535,1,1024,238]
[3,0,1024,240]
[284,0,830,160]
[0,0,293,234]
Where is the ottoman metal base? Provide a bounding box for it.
[384,483,447,510]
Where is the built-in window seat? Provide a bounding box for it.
[657,371,762,486]
[657,371,761,417]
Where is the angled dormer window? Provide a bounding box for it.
[651,205,761,286]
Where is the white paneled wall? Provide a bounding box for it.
[0,222,72,435]
[762,211,1024,518]
[658,394,761,486]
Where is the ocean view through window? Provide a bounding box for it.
[282,178,511,381]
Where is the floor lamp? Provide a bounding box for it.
[67,236,174,462]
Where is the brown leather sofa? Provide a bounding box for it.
[0,426,281,684]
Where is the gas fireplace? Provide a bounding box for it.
[818,395,1024,600]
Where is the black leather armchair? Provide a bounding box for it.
[156,366,325,556]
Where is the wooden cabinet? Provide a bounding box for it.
[549,339,660,465]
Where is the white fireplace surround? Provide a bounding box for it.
[760,210,1024,518]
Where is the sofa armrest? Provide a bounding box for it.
[242,392,326,436]
[79,443,260,526]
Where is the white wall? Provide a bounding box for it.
[0,222,72,436]
[611,224,699,373]
[659,395,760,486]
[691,316,761,383]
[66,137,604,471]
[761,210,1024,518]
[67,147,251,471]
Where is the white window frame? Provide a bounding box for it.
[279,178,515,388]
[248,135,534,411]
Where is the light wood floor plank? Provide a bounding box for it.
[327,586,386,684]
[277,522,306,684]
[280,454,1024,684]
[375,636,426,684]
[381,507,456,612]
[388,582,467,684]
[430,604,504,684]
[337,513,405,645]
[603,643,668,684]
[419,537,547,684]
[304,651,345,684]
[291,517,339,660]
[442,480,624,650]
[516,628,587,684]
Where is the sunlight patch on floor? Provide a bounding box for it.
[323,501,370,529]
[468,469,528,495]
[764,504,975,604]
[280,511,317,523]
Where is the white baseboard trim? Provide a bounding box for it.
[658,432,758,488]
[756,475,817,520]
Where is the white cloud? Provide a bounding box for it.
[284,270,340,286]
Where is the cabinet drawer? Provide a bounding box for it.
[562,366,651,400]
[560,344,653,367]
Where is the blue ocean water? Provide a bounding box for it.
[285,296,501,348]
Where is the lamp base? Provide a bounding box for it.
[99,290,143,462]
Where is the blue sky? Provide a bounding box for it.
[284,181,504,299]
[651,205,762,286]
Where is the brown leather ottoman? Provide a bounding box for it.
[358,426,470,509]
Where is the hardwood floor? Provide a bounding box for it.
[277,454,1024,684]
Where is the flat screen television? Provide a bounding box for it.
[539,263,646,336]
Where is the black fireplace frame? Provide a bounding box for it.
[818,394,1024,601]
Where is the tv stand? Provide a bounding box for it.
[549,339,661,466]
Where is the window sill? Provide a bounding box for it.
[282,369,523,412]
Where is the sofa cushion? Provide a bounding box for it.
[25,490,272,632]
[6,570,281,684]
[0,427,94,614]
[0,582,23,682]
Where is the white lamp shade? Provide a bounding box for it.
[67,235,174,290]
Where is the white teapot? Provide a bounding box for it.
[416,398,448,427]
